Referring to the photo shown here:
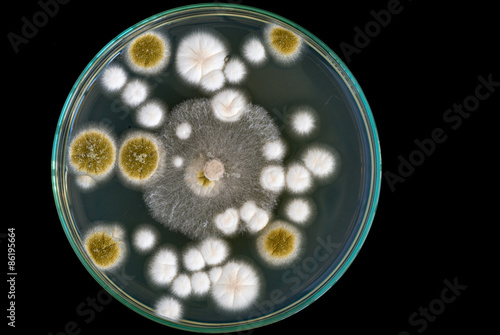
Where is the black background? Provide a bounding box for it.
[4,0,497,334]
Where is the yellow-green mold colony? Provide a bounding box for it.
[119,135,159,182]
[257,221,303,268]
[264,226,295,257]
[268,26,301,57]
[128,32,168,72]
[85,230,123,269]
[69,129,116,177]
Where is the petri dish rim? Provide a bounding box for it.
[51,3,382,333]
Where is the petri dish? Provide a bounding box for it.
[51,3,381,333]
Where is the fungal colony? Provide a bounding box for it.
[69,22,341,322]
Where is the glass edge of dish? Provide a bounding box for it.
[50,2,383,333]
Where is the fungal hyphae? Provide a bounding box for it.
[143,98,283,240]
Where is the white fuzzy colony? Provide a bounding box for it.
[290,109,316,136]
[262,139,286,161]
[171,273,192,298]
[190,271,211,295]
[183,247,206,272]
[148,247,178,286]
[199,69,226,92]
[172,156,184,168]
[239,201,258,222]
[260,165,285,192]
[285,163,313,194]
[121,79,148,107]
[75,175,97,190]
[214,208,239,236]
[198,238,229,266]
[302,147,336,178]
[284,198,313,225]
[242,37,266,65]
[175,31,227,87]
[155,296,183,321]
[176,122,192,140]
[247,208,269,233]
[132,226,158,253]
[223,57,247,83]
[136,101,165,128]
[211,261,260,311]
[210,88,248,122]
[240,201,269,233]
[208,266,223,284]
[101,65,127,92]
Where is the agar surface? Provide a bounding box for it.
[69,129,116,178]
